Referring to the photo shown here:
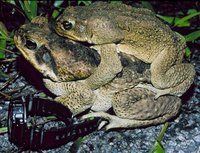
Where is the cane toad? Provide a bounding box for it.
[14,16,181,130]
[56,2,195,98]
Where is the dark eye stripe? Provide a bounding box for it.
[35,45,57,75]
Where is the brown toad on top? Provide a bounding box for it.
[56,2,195,98]
[14,16,181,130]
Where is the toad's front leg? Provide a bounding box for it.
[86,44,123,90]
[43,79,96,115]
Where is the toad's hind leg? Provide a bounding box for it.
[112,88,181,121]
[149,46,195,97]
[82,88,181,130]
[82,112,177,130]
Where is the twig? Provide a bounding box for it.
[0,91,11,100]
[0,58,16,63]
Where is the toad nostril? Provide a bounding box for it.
[55,22,60,29]
[16,28,24,36]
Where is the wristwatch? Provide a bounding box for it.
[8,95,100,151]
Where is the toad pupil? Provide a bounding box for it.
[62,21,73,30]
[25,39,37,50]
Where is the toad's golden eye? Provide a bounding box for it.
[62,21,73,30]
[25,39,37,50]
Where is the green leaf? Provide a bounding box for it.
[177,11,184,16]
[19,0,37,21]
[0,39,6,58]
[141,1,154,12]
[78,0,92,6]
[157,15,190,27]
[54,0,64,7]
[5,0,16,5]
[29,0,38,18]
[19,0,31,20]
[174,12,200,27]
[149,123,169,153]
[185,47,191,59]
[0,36,13,42]
[46,116,57,121]
[24,1,32,13]
[0,22,13,58]
[175,32,186,42]
[156,15,175,25]
[0,127,8,134]
[185,30,200,42]
[175,20,190,27]
[110,1,122,4]
[0,22,8,37]
[187,9,197,15]
[52,10,60,18]
[69,137,86,152]
[157,122,169,142]
[149,141,165,153]
[0,69,11,79]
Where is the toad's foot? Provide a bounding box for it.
[135,83,171,99]
[81,111,177,130]
[81,112,158,130]
[81,112,128,130]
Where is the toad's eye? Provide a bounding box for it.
[62,21,73,30]
[25,39,37,50]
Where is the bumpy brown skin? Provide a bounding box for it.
[82,54,181,130]
[56,1,195,98]
[14,16,101,114]
[14,16,181,130]
[15,17,100,82]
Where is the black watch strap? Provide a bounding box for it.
[8,96,100,151]
[26,118,100,150]
[26,96,72,124]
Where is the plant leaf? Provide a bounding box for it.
[54,0,64,7]
[0,69,11,79]
[19,0,33,21]
[69,137,85,152]
[0,22,8,37]
[110,1,122,4]
[141,1,154,12]
[156,15,175,25]
[175,12,200,26]
[187,9,197,15]
[78,0,92,6]
[185,47,191,59]
[24,0,31,13]
[0,39,6,58]
[149,141,165,153]
[5,0,16,5]
[0,127,8,134]
[52,10,60,18]
[149,123,168,153]
[30,0,38,18]
[157,15,190,27]
[185,30,200,42]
